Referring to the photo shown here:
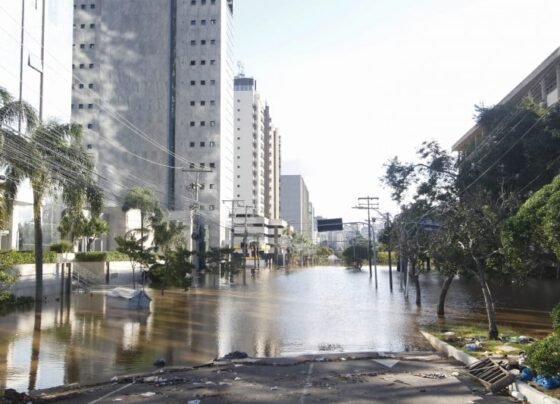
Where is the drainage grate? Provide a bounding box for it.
[467,358,516,393]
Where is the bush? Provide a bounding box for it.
[49,241,73,253]
[0,250,57,268]
[376,251,397,266]
[74,251,129,262]
[526,333,560,376]
[552,303,560,333]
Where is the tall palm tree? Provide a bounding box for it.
[1,87,97,300]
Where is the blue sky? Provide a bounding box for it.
[234,0,560,222]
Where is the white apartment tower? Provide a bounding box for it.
[233,76,281,220]
[71,0,235,248]
[233,76,266,215]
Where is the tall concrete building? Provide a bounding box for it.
[71,0,235,248]
[232,76,283,251]
[0,0,74,249]
[280,175,313,240]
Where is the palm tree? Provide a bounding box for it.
[1,87,96,300]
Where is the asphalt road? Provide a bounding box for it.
[26,352,516,403]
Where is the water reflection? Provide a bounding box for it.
[0,266,556,392]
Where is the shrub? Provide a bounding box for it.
[552,303,560,333]
[0,250,57,268]
[74,251,129,262]
[526,333,560,376]
[49,241,73,253]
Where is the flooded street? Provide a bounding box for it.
[0,265,557,392]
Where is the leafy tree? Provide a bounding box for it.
[342,242,369,269]
[115,233,155,289]
[122,186,159,247]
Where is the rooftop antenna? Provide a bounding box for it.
[237,61,245,77]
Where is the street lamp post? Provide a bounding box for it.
[353,196,379,288]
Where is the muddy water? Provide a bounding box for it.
[0,266,557,392]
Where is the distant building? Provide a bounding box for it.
[453,47,560,158]
[71,0,235,249]
[0,0,74,250]
[280,175,313,240]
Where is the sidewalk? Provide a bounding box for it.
[29,352,514,403]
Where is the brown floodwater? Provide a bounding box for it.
[0,265,557,392]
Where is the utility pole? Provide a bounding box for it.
[183,167,212,274]
[353,196,379,288]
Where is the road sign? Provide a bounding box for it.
[317,218,343,232]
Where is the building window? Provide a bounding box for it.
[201,0,206,4]
[210,19,216,24]
[190,20,196,25]
[190,101,195,106]
[209,141,215,147]
[190,80,195,85]
[200,101,206,106]
[200,142,205,147]
[200,80,206,85]
[88,104,93,109]
[89,63,94,68]
[79,63,85,68]
[81,4,86,9]
[209,121,216,126]
[210,100,216,106]
[191,0,196,4]
[201,19,206,25]
[201,40,206,45]
[190,121,195,127]
[200,121,206,126]
[200,60,206,65]
[190,40,196,45]
[200,163,205,168]
[190,60,196,66]
[80,24,85,28]
[79,83,84,89]
[90,23,95,28]
[210,80,216,85]
[211,0,216,4]
[78,104,84,109]
[189,163,195,168]
[87,143,93,149]
[210,39,216,45]
[210,59,216,65]
[87,123,93,129]
[80,43,85,49]
[209,163,215,168]
[209,205,215,211]
[89,43,95,49]
[88,83,94,89]
[190,142,195,147]
[209,184,215,189]
[90,4,95,9]
[71,104,74,109]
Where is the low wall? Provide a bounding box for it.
[8,261,142,299]
[9,263,64,299]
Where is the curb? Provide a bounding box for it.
[420,331,560,404]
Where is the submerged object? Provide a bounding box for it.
[107,287,151,310]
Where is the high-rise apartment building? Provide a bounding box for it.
[71,0,234,248]
[0,0,74,249]
[264,105,281,220]
[233,76,266,215]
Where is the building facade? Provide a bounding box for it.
[0,0,74,250]
[71,0,235,248]
[280,175,313,240]
[453,47,560,158]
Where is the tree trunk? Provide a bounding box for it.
[411,262,421,306]
[437,274,454,316]
[33,188,43,302]
[474,259,499,339]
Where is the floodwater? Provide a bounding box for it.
[0,265,557,392]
